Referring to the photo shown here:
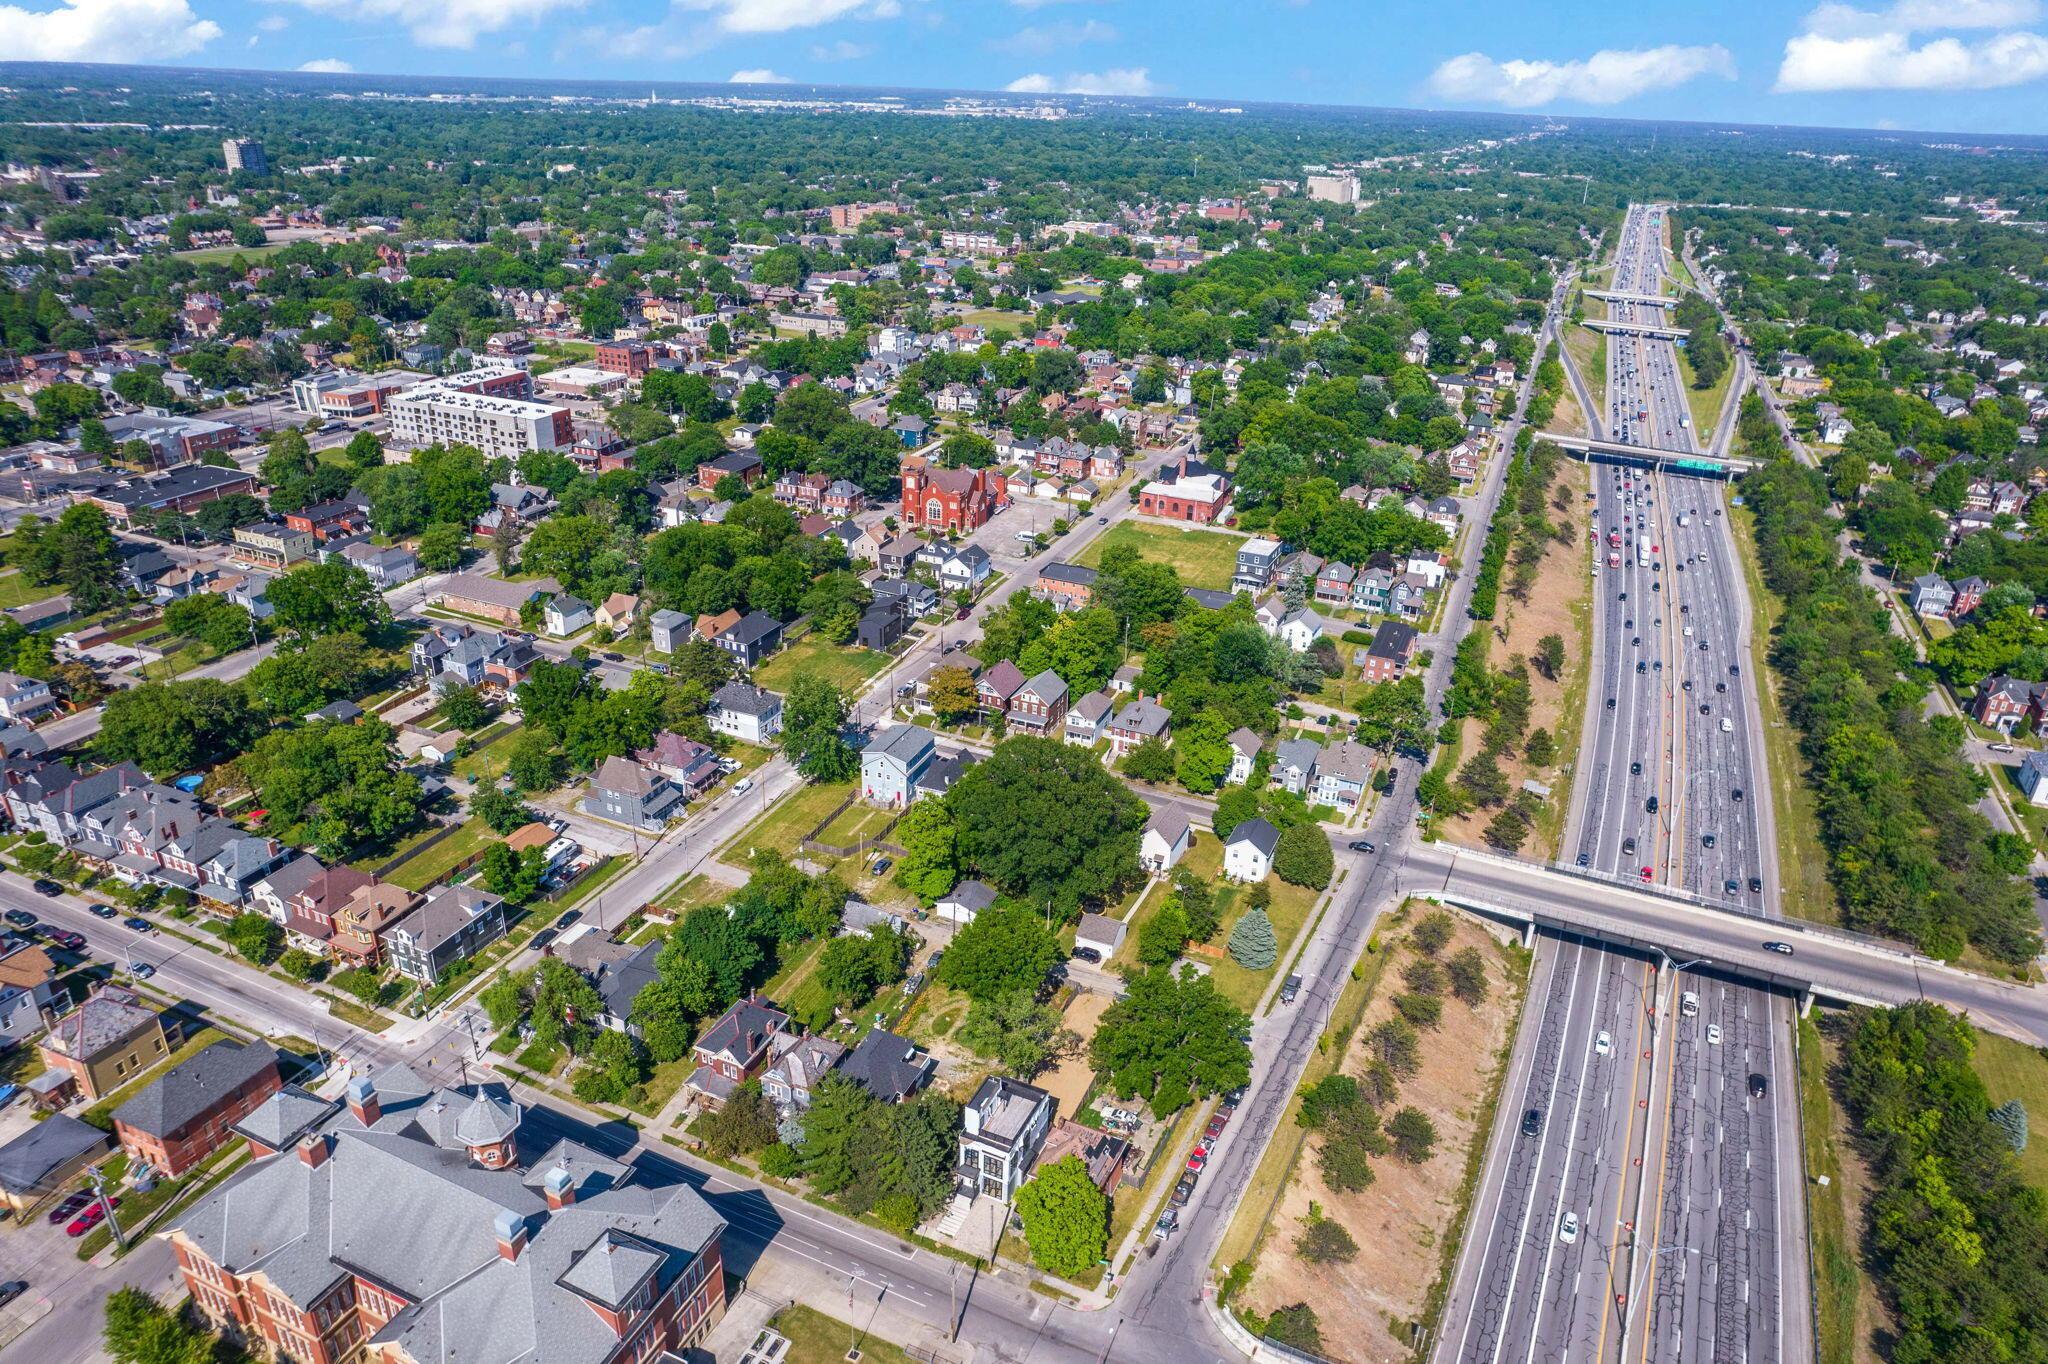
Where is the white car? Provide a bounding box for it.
[1706,1023,1723,1046]
[1594,1030,1612,1057]
[1558,1211,1580,1244]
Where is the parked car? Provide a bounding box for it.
[123,917,153,933]
[869,856,893,875]
[1153,1207,1178,1239]
[65,1197,118,1237]
[40,929,84,952]
[3,909,35,928]
[87,904,118,919]
[1171,1173,1198,1206]
[29,881,61,899]
[1186,1146,1209,1173]
[46,1192,92,1225]
[1072,945,1101,964]
[1279,974,1302,1004]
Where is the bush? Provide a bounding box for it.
[759,1142,802,1179]
[1296,1216,1359,1264]
[1401,958,1444,996]
[1447,946,1489,1004]
[1265,1303,1322,1353]
[1393,992,1443,1028]
[1389,1106,1437,1163]
[1273,822,1333,889]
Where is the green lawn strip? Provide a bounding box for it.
[75,1143,250,1260]
[1968,1030,2048,1191]
[753,635,889,696]
[767,1302,917,1364]
[1800,1016,1860,1364]
[174,240,294,265]
[320,992,394,1031]
[718,781,854,863]
[1674,344,1734,459]
[0,571,63,612]
[1206,876,1319,1012]
[1728,502,1837,924]
[1071,521,1245,590]
[344,821,447,876]
[385,818,499,891]
[558,852,632,909]
[1564,324,1607,419]
[1996,763,2048,859]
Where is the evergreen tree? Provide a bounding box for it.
[1227,907,1278,970]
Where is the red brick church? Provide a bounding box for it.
[901,454,1007,533]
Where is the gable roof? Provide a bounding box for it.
[1226,817,1280,857]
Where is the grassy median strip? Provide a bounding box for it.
[1799,1015,1859,1364]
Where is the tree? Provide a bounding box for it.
[946,737,1148,917]
[957,990,1074,1077]
[937,906,1061,1003]
[1389,1107,1438,1163]
[506,725,567,792]
[237,719,423,858]
[1991,1097,2030,1153]
[1089,966,1251,1114]
[102,1287,218,1364]
[1123,738,1175,783]
[574,1028,648,1105]
[1296,1216,1359,1264]
[1368,1017,1421,1076]
[1536,633,1567,680]
[269,560,388,647]
[224,913,282,965]
[481,843,549,903]
[1137,900,1190,966]
[817,924,913,1006]
[892,799,959,900]
[1273,822,1333,888]
[99,680,261,777]
[279,948,321,982]
[1524,728,1557,767]
[1411,911,1454,956]
[470,786,533,834]
[1402,957,1445,996]
[702,1081,780,1156]
[1014,1155,1109,1278]
[417,523,466,572]
[344,430,385,469]
[1447,946,1490,1004]
[924,664,980,724]
[1172,713,1235,792]
[1265,1304,1323,1354]
[780,675,857,783]
[1484,807,1530,853]
[1227,907,1278,969]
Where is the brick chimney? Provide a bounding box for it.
[346,1075,379,1127]
[494,1208,527,1262]
[298,1133,332,1169]
[543,1165,576,1210]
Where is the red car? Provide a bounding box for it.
[1640,866,1655,882]
[1186,1146,1209,1173]
[66,1196,118,1237]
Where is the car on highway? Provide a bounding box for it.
[1640,866,1655,882]
[1750,877,1764,893]
[1606,698,1616,710]
[1622,836,1637,856]
[1645,795,1658,813]
[1702,833,1716,848]
[2,909,35,929]
[1748,1073,1767,1099]
[1557,1211,1580,1244]
[1706,1023,1724,1045]
[1731,787,1743,801]
[1594,1031,1612,1057]
[1575,852,1590,867]
[122,916,152,933]
[87,903,117,919]
[1762,940,1794,955]
[1521,1108,1543,1137]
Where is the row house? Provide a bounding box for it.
[1006,670,1070,737]
[1965,479,2027,516]
[687,995,795,1107]
[250,856,376,955]
[282,494,371,543]
[1031,437,1124,483]
[167,1066,727,1364]
[1034,561,1098,611]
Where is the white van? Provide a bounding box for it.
[1719,718,1733,734]
[732,777,754,796]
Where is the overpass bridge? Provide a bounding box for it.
[1583,317,1690,340]
[1585,289,1677,307]
[1404,844,2048,1045]
[1534,432,1754,475]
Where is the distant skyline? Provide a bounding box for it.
[5,0,2048,135]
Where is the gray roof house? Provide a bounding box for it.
[1065,689,1115,746]
[649,608,690,654]
[835,1029,934,1104]
[1271,737,1321,795]
[709,681,782,744]
[583,755,685,829]
[1311,739,1375,810]
[936,878,998,925]
[761,1035,847,1112]
[382,885,510,986]
[861,724,937,808]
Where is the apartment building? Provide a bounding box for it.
[388,366,573,460]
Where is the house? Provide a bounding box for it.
[634,732,723,796]
[1312,740,1374,810]
[1034,1118,1131,1194]
[914,749,976,803]
[1226,728,1262,785]
[1035,561,1098,611]
[714,611,785,668]
[935,879,998,926]
[2019,750,2048,806]
[434,572,559,626]
[688,995,794,1106]
[1257,596,1327,652]
[545,593,594,637]
[649,608,690,654]
[697,451,764,491]
[936,544,993,595]
[1313,561,1356,606]
[250,857,374,953]
[834,1029,934,1104]
[1075,913,1127,961]
[1975,675,2045,735]
[760,1035,847,1112]
[862,724,937,807]
[0,672,56,723]
[1107,696,1171,758]
[958,1076,1056,1201]
[710,682,782,744]
[1950,576,1989,620]
[873,578,939,619]
[1224,817,1280,882]
[113,1040,281,1178]
[878,534,927,579]
[857,601,908,652]
[330,883,422,968]
[585,755,685,829]
[0,1114,112,1216]
[165,1065,729,1364]
[595,592,639,632]
[1909,574,1955,617]
[1272,737,1321,795]
[336,541,419,589]
[38,985,167,1102]
[562,936,663,1033]
[1359,621,1418,682]
[1140,808,1191,873]
[1009,670,1069,736]
[0,940,58,1044]
[382,885,509,987]
[230,522,316,571]
[1352,567,1393,614]
[1065,689,1115,746]
[976,660,1026,717]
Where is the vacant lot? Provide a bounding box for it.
[385,818,496,891]
[1971,1030,2048,1191]
[1075,520,1244,590]
[1038,989,1112,1120]
[753,634,890,696]
[1240,914,1526,1363]
[720,781,853,863]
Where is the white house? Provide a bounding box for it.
[1256,597,1327,652]
[936,879,998,925]
[1225,728,1261,785]
[709,682,782,745]
[2020,750,2048,807]
[1223,817,1279,882]
[1140,809,1191,874]
[1074,913,1126,961]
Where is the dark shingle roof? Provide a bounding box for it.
[113,1039,279,1139]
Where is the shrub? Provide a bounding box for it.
[1410,911,1454,956]
[1265,1303,1322,1353]
[1296,1216,1359,1264]
[1394,992,1443,1028]
[1991,1098,2030,1153]
[1389,1106,1437,1163]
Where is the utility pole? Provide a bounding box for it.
[89,1167,128,1253]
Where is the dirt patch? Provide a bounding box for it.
[1441,458,1592,854]
[1241,915,1523,1362]
[1039,989,1112,1119]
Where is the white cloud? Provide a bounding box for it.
[265,0,584,50]
[257,13,288,28]
[1005,66,1158,95]
[1425,44,1736,107]
[808,38,871,59]
[1775,1,2048,89]
[678,0,895,34]
[990,18,1115,55]
[297,56,352,71]
[0,0,220,61]
[729,67,793,82]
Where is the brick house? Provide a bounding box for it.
[1034,561,1097,611]
[1136,455,1231,523]
[1107,696,1171,758]
[976,660,1026,717]
[1008,669,1069,737]
[686,996,793,1106]
[1358,621,1418,682]
[1972,674,2044,736]
[900,455,1007,533]
[114,1039,281,1177]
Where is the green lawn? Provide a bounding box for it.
[174,240,295,265]
[752,634,890,696]
[1802,1017,1862,1364]
[719,781,853,863]
[384,819,497,891]
[1564,324,1607,419]
[652,873,732,916]
[1971,1031,2048,1191]
[814,800,897,849]
[1074,520,1244,590]
[959,308,1038,330]
[1674,340,1735,444]
[767,1303,916,1364]
[1171,837,1323,1010]
[0,571,63,612]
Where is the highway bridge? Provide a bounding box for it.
[1404,843,2048,1045]
[1583,288,1677,307]
[1534,431,1756,474]
[1583,316,1690,340]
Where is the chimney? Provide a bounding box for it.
[543,1164,576,1210]
[346,1074,379,1127]
[494,1208,527,1262]
[298,1133,332,1169]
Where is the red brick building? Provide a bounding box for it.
[113,1039,281,1177]
[1136,454,1231,524]
[901,455,1007,533]
[594,341,653,377]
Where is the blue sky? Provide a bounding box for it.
[7,0,2048,134]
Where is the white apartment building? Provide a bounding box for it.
[1306,173,1359,205]
[387,366,572,460]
